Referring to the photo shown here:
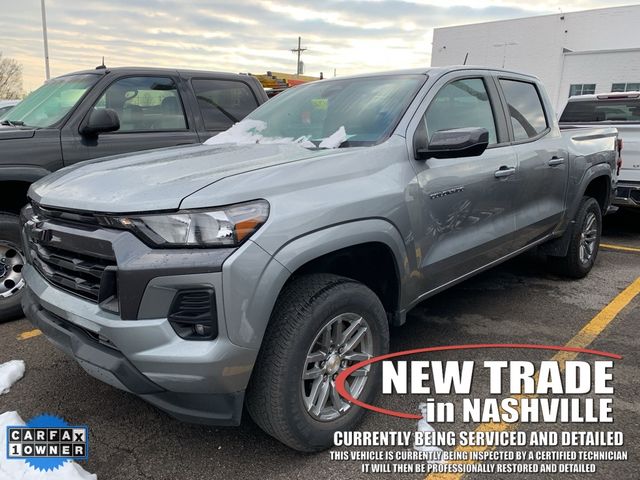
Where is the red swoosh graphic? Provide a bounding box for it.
[335,343,622,420]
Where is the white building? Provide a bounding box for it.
[431,4,640,112]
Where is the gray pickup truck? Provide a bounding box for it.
[20,67,618,452]
[0,67,267,319]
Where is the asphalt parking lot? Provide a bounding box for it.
[1,209,639,480]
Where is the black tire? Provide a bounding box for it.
[246,274,389,452]
[549,197,602,279]
[0,213,26,322]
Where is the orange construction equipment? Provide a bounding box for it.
[250,71,322,97]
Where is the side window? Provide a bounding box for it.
[500,79,548,141]
[94,76,187,132]
[569,83,596,97]
[192,79,259,131]
[425,78,497,145]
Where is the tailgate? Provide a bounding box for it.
[616,124,640,183]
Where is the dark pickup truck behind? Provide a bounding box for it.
[0,67,267,320]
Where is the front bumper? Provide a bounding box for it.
[22,273,252,426]
[614,182,640,208]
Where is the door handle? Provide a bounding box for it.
[494,166,516,178]
[548,156,565,167]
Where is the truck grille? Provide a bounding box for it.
[23,206,118,304]
[30,243,114,302]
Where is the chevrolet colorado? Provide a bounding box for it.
[0,67,267,319]
[20,67,619,451]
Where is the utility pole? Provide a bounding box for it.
[290,36,306,76]
[40,0,50,80]
[493,42,517,68]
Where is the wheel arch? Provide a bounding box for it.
[0,166,51,214]
[542,168,611,257]
[271,219,409,320]
[225,219,409,352]
[574,166,612,217]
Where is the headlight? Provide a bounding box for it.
[102,200,269,247]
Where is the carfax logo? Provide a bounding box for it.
[6,414,89,472]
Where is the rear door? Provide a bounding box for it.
[187,77,262,141]
[62,75,200,165]
[497,77,568,248]
[407,72,519,293]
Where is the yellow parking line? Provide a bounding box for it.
[426,277,640,480]
[17,329,42,340]
[601,243,640,253]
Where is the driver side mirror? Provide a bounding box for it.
[415,127,489,160]
[80,108,120,137]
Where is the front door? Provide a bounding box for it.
[62,75,200,165]
[408,75,519,294]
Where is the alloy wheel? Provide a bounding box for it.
[579,211,598,264]
[0,242,25,299]
[301,312,373,422]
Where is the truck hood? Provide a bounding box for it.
[0,125,36,140]
[30,143,337,213]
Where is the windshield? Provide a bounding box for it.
[206,74,425,148]
[560,98,640,123]
[2,74,99,128]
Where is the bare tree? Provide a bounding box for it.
[0,52,23,99]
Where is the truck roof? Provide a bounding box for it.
[301,65,540,82]
[58,66,253,80]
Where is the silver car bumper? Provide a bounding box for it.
[22,265,257,425]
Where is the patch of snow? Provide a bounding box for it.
[413,402,443,462]
[204,119,267,145]
[204,119,314,148]
[204,120,347,149]
[0,360,25,394]
[0,412,97,480]
[318,126,347,149]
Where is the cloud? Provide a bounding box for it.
[0,0,632,92]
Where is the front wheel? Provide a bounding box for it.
[246,274,389,452]
[0,213,26,322]
[548,196,602,279]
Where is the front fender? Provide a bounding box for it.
[0,165,51,183]
[270,218,408,280]
[222,219,409,350]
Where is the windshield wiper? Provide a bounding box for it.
[0,119,25,127]
[196,96,239,123]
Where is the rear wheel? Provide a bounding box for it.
[0,213,26,322]
[246,274,389,452]
[549,197,602,279]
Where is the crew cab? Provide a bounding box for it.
[560,91,637,209]
[0,67,267,320]
[21,67,619,452]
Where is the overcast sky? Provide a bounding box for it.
[0,0,634,92]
